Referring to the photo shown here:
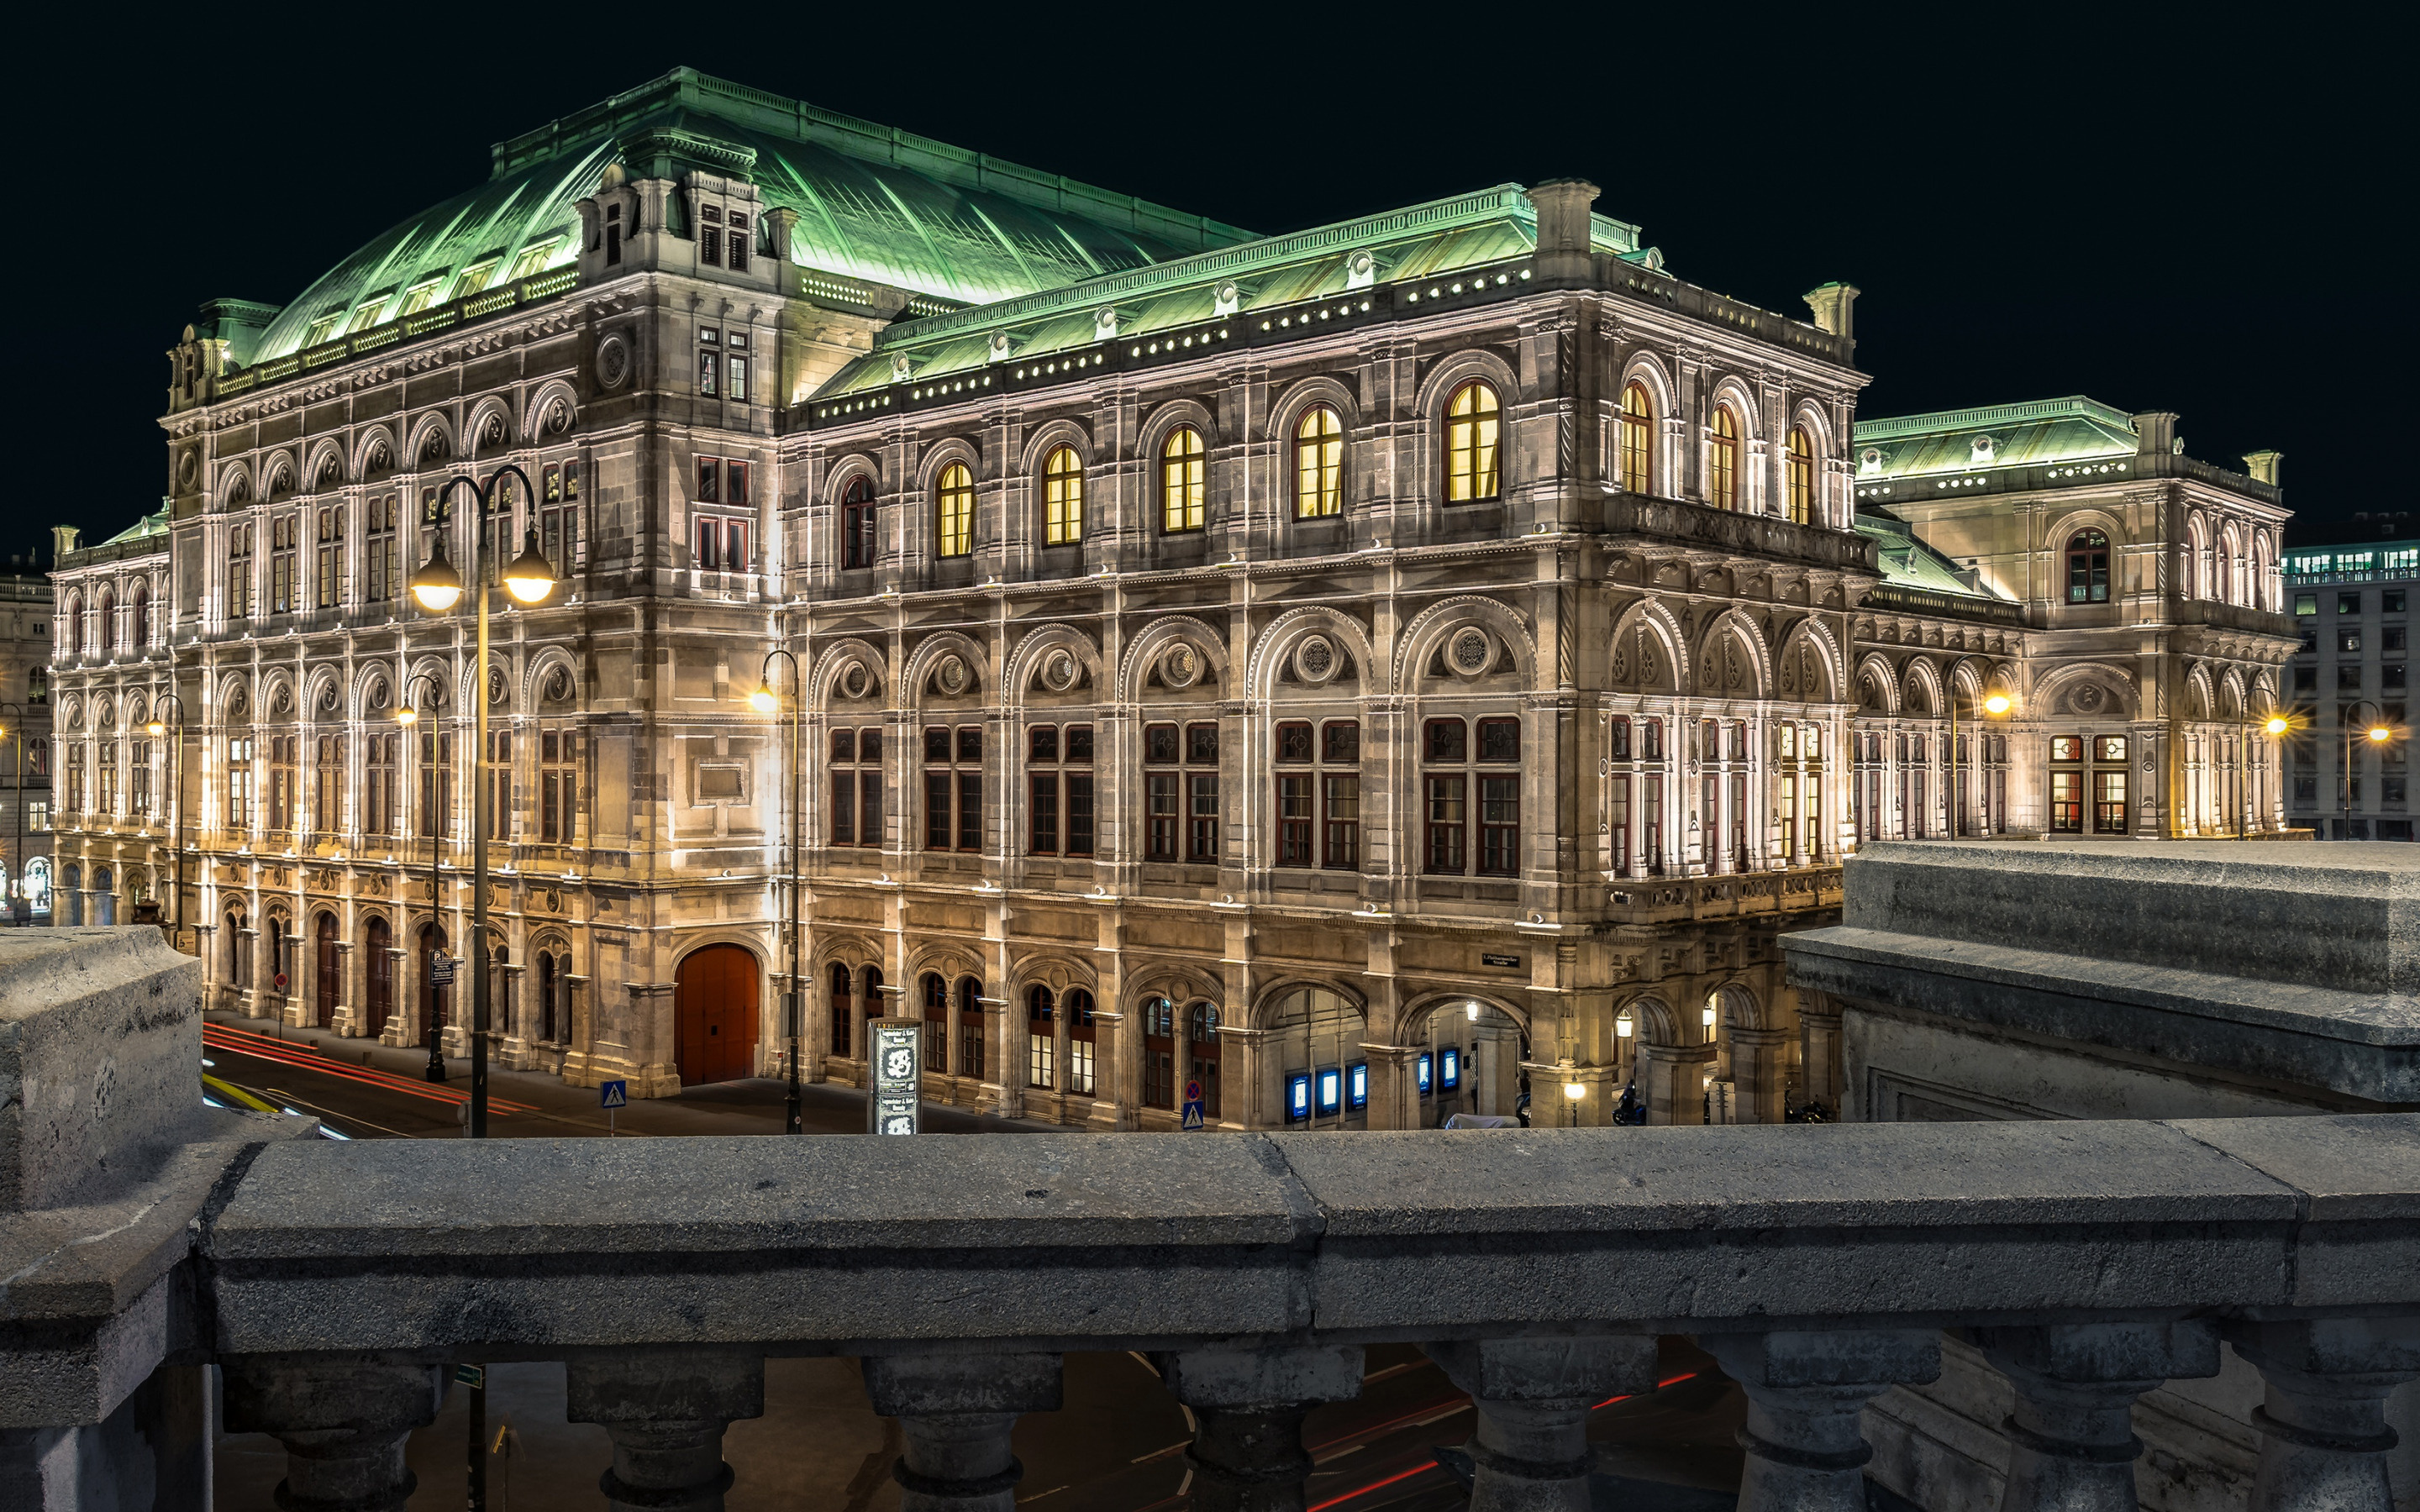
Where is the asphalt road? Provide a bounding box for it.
[201,1012,1752,1509]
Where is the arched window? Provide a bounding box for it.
[1708,406,1741,509]
[934,463,974,558]
[921,972,949,1068]
[97,594,115,654]
[829,962,854,1057]
[1293,406,1343,519]
[1027,986,1055,1089]
[1065,988,1097,1095]
[1444,381,1501,502]
[1161,427,1206,533]
[1142,995,1176,1108]
[132,586,151,648]
[840,475,877,570]
[1187,1002,1222,1118]
[1042,445,1084,545]
[1619,382,1655,494]
[1785,427,1815,526]
[2066,529,2111,604]
[955,976,985,1079]
[65,596,82,655]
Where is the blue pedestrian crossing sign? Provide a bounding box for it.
[1181,1079,1206,1130]
[599,1079,629,1110]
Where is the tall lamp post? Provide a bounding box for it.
[2243,712,2292,840]
[397,675,448,1083]
[748,648,806,1136]
[407,467,557,1134]
[1946,685,2015,837]
[142,696,186,947]
[2339,700,2392,842]
[0,701,25,927]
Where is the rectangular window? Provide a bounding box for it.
[1609,717,1631,760]
[2342,631,2363,654]
[1477,717,1520,762]
[728,357,748,404]
[2296,592,2317,616]
[1188,774,1219,862]
[1147,772,1179,861]
[1478,774,1519,874]
[727,219,750,273]
[1426,774,1467,874]
[2390,665,2409,691]
[829,728,881,846]
[1323,721,1360,764]
[697,349,718,398]
[1028,773,1060,854]
[1610,774,1631,876]
[2341,592,2363,616]
[539,729,577,843]
[2388,628,2408,652]
[365,496,397,603]
[696,456,720,503]
[1277,775,1315,865]
[925,770,952,849]
[2388,591,2409,614]
[315,509,344,610]
[727,460,750,506]
[2296,666,2317,692]
[1323,774,1360,869]
[2093,769,2129,833]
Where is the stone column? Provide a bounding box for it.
[1972,1319,2219,1512]
[330,937,356,1035]
[566,1351,765,1512]
[1424,1336,1657,1510]
[1361,1044,1422,1131]
[1635,1041,1717,1125]
[221,1357,445,1512]
[1158,1344,1365,1512]
[2224,1317,2419,1512]
[1700,1329,1941,1512]
[862,1352,1061,1512]
[1727,1026,1789,1126]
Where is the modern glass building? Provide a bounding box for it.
[2282,538,2420,838]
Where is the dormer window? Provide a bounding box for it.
[303,310,344,348]
[396,276,447,319]
[700,204,723,267]
[727,213,750,273]
[454,257,501,298]
[508,238,561,281]
[605,202,623,266]
[345,294,392,336]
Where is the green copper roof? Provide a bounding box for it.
[249,68,1255,365]
[813,186,1653,399]
[1855,507,2001,600]
[100,508,171,549]
[1851,396,2138,480]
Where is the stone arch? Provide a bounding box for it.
[2183,512,2211,601]
[1776,617,1842,704]
[1138,395,1222,459]
[405,412,459,468]
[464,395,516,454]
[215,460,255,510]
[1620,991,1685,1047]
[257,669,299,722]
[1269,374,1362,453]
[1247,974,1368,1032]
[810,932,885,977]
[1901,656,1944,717]
[1015,415,1097,479]
[2217,666,2248,720]
[401,654,455,716]
[259,449,299,498]
[903,939,986,989]
[2050,506,2129,554]
[302,668,345,723]
[303,437,349,491]
[1397,989,1533,1041]
[1004,623,1102,705]
[353,423,399,479]
[1788,397,1846,528]
[1397,595,1536,690]
[1117,614,1232,702]
[1617,349,1679,421]
[1608,597,1688,692]
[1693,608,1771,700]
[1246,606,1376,700]
[2184,663,2216,722]
[1006,952,1098,1003]
[902,631,989,706]
[520,380,580,443]
[1128,962,1230,1020]
[1711,980,1767,1032]
[822,452,883,504]
[1413,349,1521,503]
[2034,661,2139,722]
[810,638,890,711]
[913,436,983,494]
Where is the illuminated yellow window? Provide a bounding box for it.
[1444,381,1502,502]
[1161,427,1206,533]
[451,259,500,299]
[1708,405,1740,509]
[1619,382,1655,493]
[1786,426,1815,525]
[1043,446,1084,545]
[935,463,975,558]
[1294,405,1344,518]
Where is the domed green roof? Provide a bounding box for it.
[249,67,1255,365]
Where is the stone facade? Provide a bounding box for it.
[0,564,51,927]
[46,67,2294,1121]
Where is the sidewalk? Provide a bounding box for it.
[202,1010,1062,1138]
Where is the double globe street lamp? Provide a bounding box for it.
[407,467,557,1138]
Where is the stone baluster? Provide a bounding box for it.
[1700,1329,1941,1512]
[862,1352,1061,1511]
[566,1351,765,1512]
[1971,1319,2219,1512]
[1423,1335,1657,1511]
[2225,1317,2419,1512]
[1157,1344,1365,1512]
[220,1357,445,1512]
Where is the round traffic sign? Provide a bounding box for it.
[1183,1079,1203,1104]
[273,972,289,990]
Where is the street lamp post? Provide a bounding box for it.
[143,696,186,947]
[0,702,24,927]
[2244,713,2292,840]
[1946,685,2015,837]
[397,676,446,1083]
[408,467,558,1133]
[2340,700,2393,842]
[748,649,806,1136]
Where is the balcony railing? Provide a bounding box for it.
[4,932,2416,1512]
[1606,862,1843,923]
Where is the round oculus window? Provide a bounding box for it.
[1040,650,1080,692]
[1294,634,1338,684]
[839,662,872,701]
[935,656,970,696]
[1161,643,1200,689]
[1449,627,1494,675]
[597,335,631,389]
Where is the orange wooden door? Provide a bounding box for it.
[676,946,760,1084]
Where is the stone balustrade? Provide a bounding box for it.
[5,931,2419,1511]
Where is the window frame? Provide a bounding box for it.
[1041,445,1085,546]
[1444,380,1502,503]
[2067,529,2112,605]
[839,474,878,570]
[1707,404,1741,510]
[1292,405,1344,519]
[1618,382,1655,494]
[1785,426,1815,526]
[1160,426,1206,533]
[934,462,976,559]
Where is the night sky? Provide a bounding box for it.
[27,8,2396,569]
